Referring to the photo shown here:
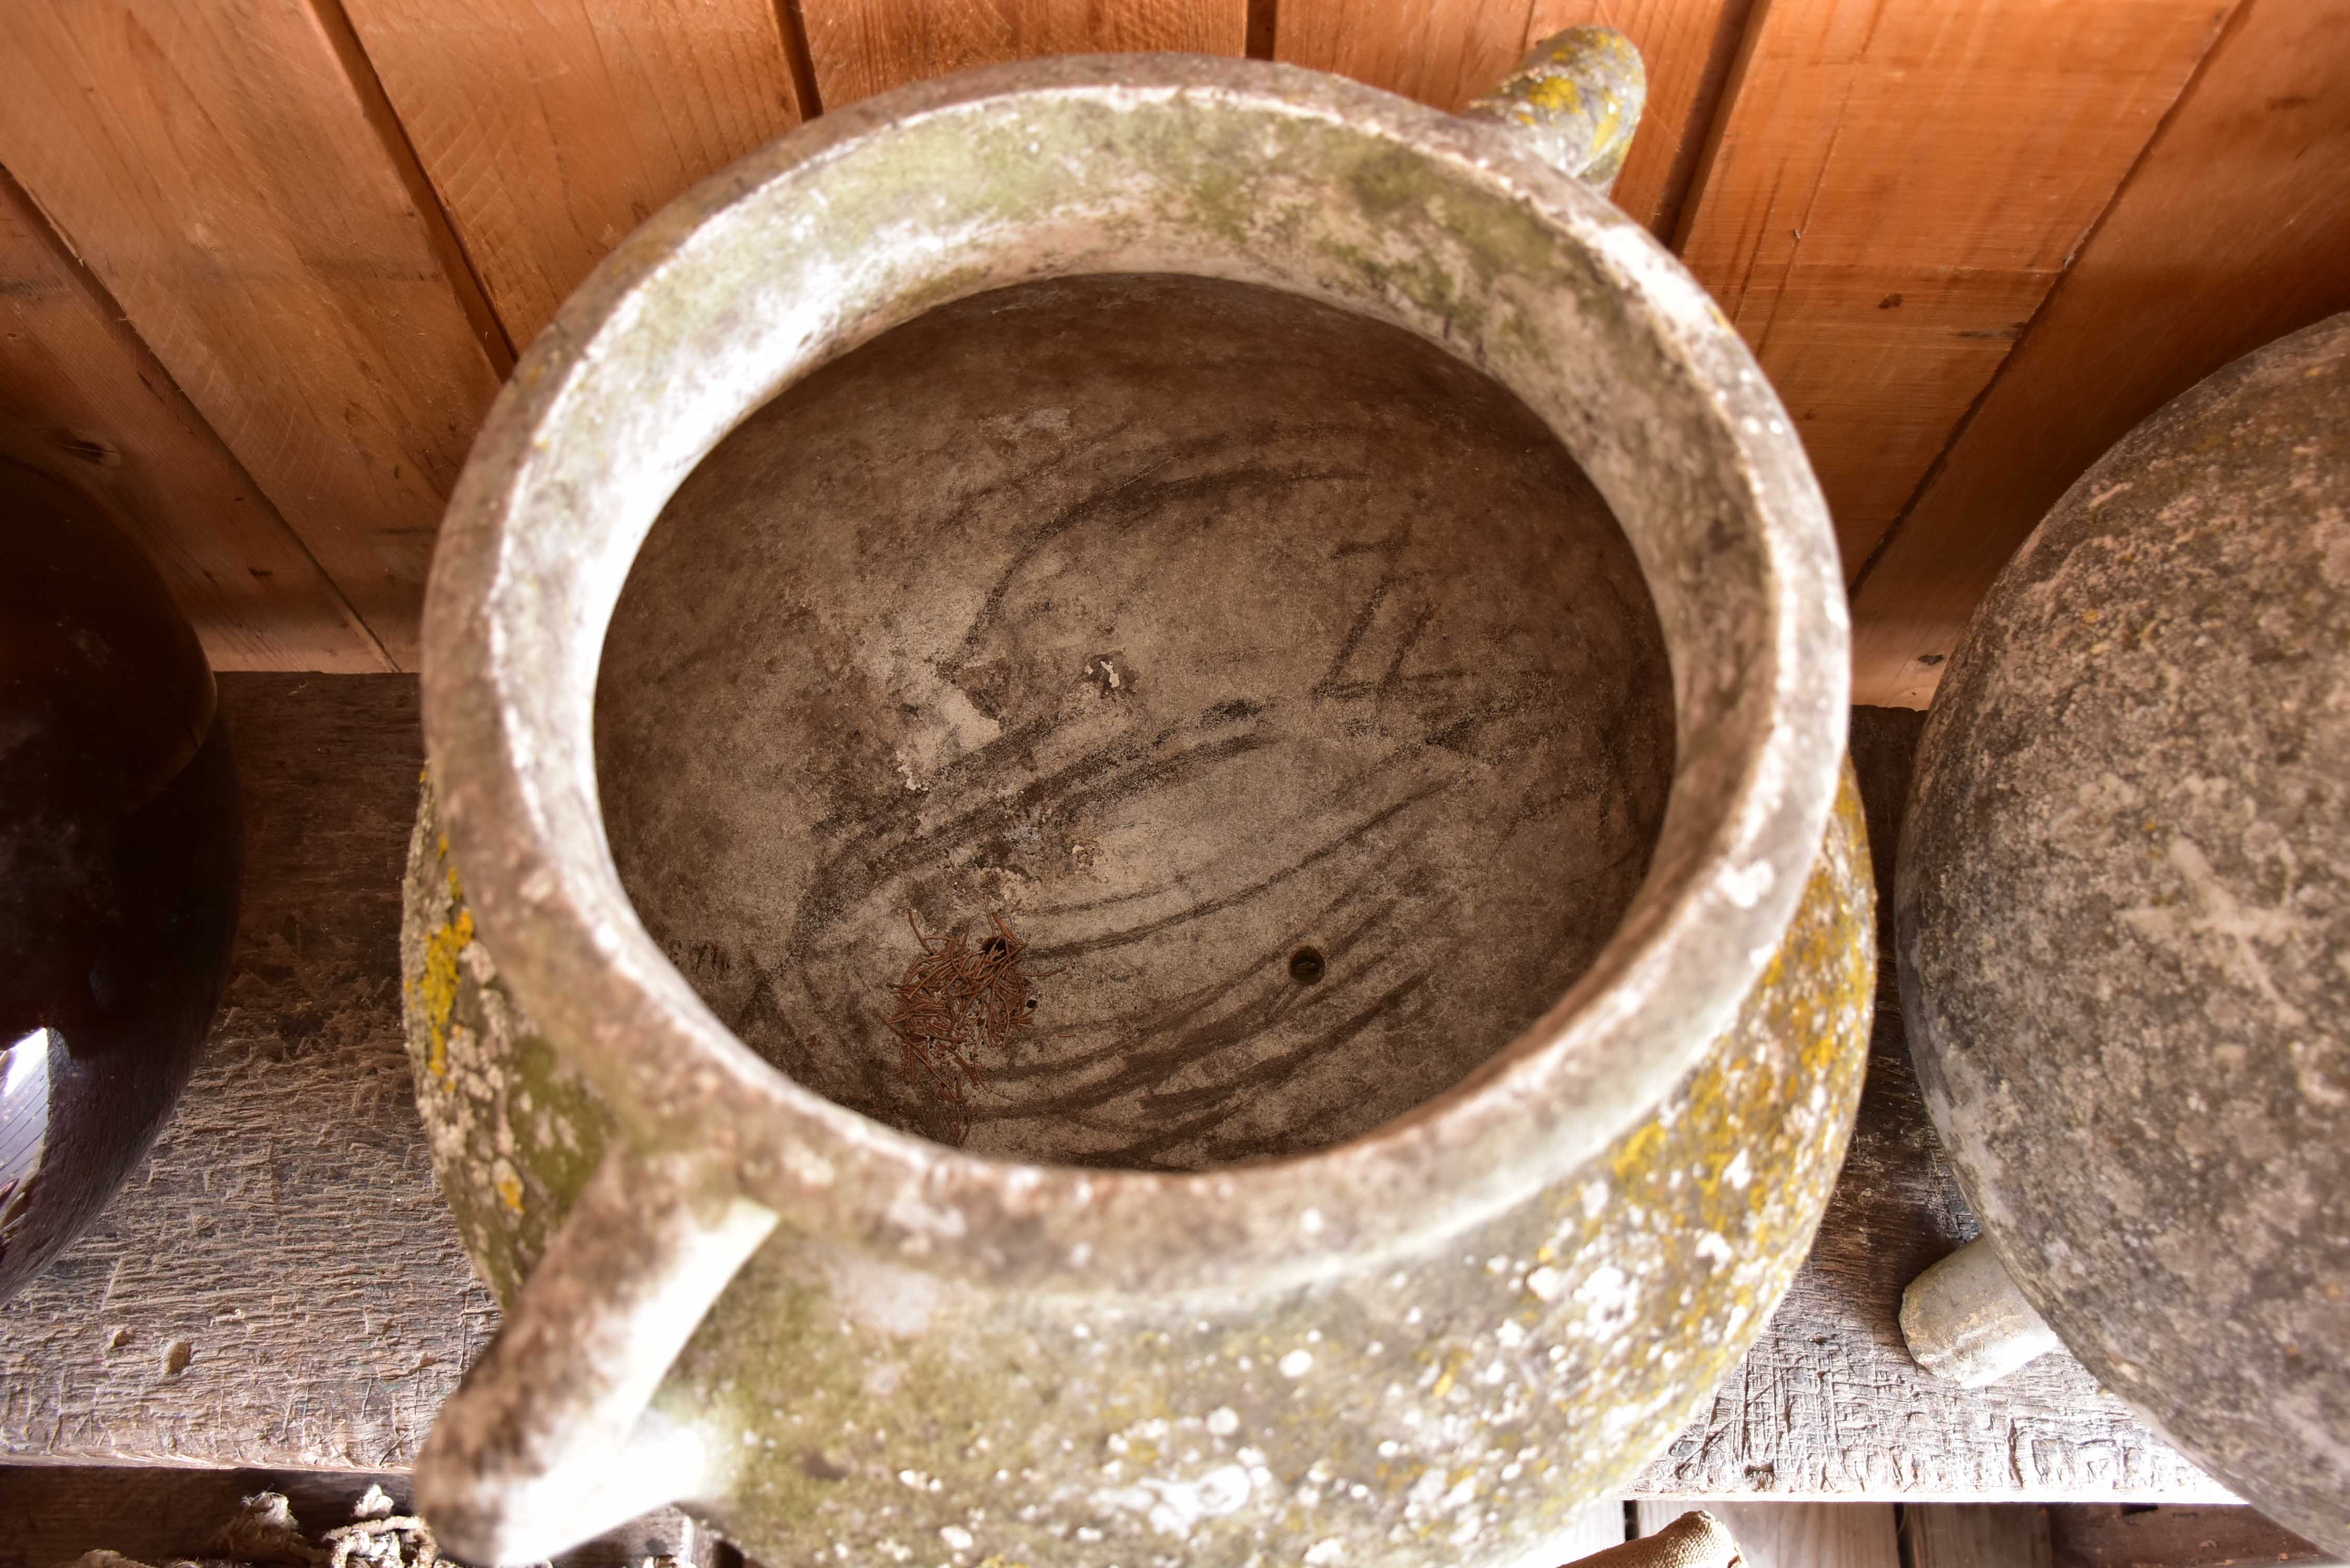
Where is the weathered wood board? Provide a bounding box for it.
[1672,0,2234,575]
[1848,0,2350,708]
[797,0,1247,111]
[0,1465,716,1568]
[343,0,808,350]
[1903,1503,2055,1568]
[1554,1499,1634,1560]
[0,679,2236,1505]
[2047,1503,2337,1568]
[0,0,509,669]
[0,173,386,675]
[1637,1500,1897,1568]
[0,675,487,1470]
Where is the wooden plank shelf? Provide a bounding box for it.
[0,676,2234,1506]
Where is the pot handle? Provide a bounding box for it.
[1462,26,1647,197]
[1899,1235,2064,1387]
[414,1144,778,1564]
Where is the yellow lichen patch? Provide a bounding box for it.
[1609,1120,1665,1181]
[1521,75,1584,116]
[395,752,1877,1561]
[1429,1343,1472,1400]
[413,906,476,1078]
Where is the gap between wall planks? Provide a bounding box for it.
[0,0,511,672]
[341,0,808,352]
[1273,0,1754,239]
[798,0,1248,111]
[1849,0,2350,709]
[1673,0,2236,580]
[0,170,388,674]
[1635,1501,1899,1568]
[1902,1504,2055,1568]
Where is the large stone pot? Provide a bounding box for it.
[1897,314,2350,1554]
[400,35,1872,1567]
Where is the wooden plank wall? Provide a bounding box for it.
[0,0,2340,696]
[1635,1501,1899,1568]
[341,0,810,347]
[1848,0,2350,705]
[802,0,1246,110]
[0,0,508,670]
[1672,0,2232,574]
[0,170,386,673]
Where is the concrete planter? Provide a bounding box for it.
[399,37,1868,1566]
[1899,314,2350,1555]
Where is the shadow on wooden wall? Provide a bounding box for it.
[0,0,2342,694]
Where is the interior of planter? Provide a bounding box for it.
[592,272,1673,1172]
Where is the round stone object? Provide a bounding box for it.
[1898,313,2350,1553]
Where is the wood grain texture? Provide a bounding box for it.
[1637,1501,1897,1568]
[1272,0,1753,236]
[1905,1504,2056,1568]
[0,0,510,670]
[0,675,490,1469]
[343,0,806,349]
[2047,1503,2337,1568]
[1556,1500,1634,1561]
[0,1464,717,1568]
[0,171,386,675]
[799,0,1247,109]
[1848,0,2350,708]
[1673,0,2235,574]
[0,687,2236,1503]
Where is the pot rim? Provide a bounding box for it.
[421,52,1847,1295]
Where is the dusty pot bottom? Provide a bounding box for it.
[591,273,1678,1172]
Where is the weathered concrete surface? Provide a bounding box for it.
[406,771,1872,1566]
[1899,313,2350,1554]
[405,274,1875,1564]
[407,50,1859,1566]
[595,273,1676,1171]
[418,51,1853,1300]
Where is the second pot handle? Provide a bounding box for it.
[1900,1235,2064,1387]
[414,1145,778,1565]
[1463,26,1648,197]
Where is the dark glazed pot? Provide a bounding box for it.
[1898,314,2350,1554]
[400,34,1871,1567]
[0,463,240,1302]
